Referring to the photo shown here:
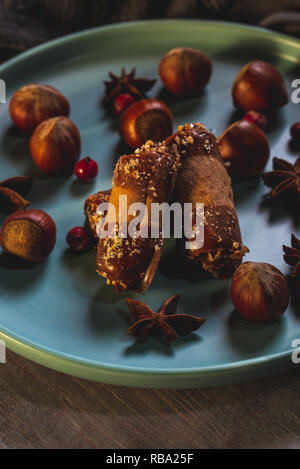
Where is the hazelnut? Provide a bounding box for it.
[159,47,212,97]
[121,99,173,148]
[9,84,70,133]
[30,116,81,176]
[231,262,290,323]
[232,60,288,111]
[0,209,56,262]
[218,120,270,178]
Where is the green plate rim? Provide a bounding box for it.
[0,19,299,388]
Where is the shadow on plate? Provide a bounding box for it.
[90,283,127,307]
[1,124,73,203]
[226,309,284,354]
[232,177,262,205]
[156,86,210,124]
[0,252,48,291]
[97,96,121,131]
[1,125,35,174]
[60,248,103,294]
[288,138,300,155]
[158,243,232,315]
[223,109,243,128]
[266,110,286,142]
[124,330,202,358]
[28,177,70,205]
[87,301,127,337]
[287,276,300,319]
[259,195,300,229]
[69,179,97,198]
[158,238,213,284]
[1,124,56,180]
[105,139,132,171]
[213,37,280,66]
[209,283,231,313]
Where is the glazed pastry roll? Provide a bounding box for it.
[85,189,111,239]
[169,123,247,279]
[96,140,180,293]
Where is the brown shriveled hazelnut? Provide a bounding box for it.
[231,262,290,323]
[0,176,34,214]
[120,99,173,148]
[159,47,212,97]
[9,84,70,133]
[30,116,81,176]
[0,186,29,214]
[232,60,288,112]
[0,209,56,262]
[218,120,270,178]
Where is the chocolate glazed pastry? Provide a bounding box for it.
[96,140,180,293]
[167,123,248,279]
[85,122,246,289]
[85,189,111,240]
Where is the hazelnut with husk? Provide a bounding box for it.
[9,84,70,133]
[232,60,288,112]
[0,209,56,262]
[231,262,290,323]
[218,120,270,178]
[120,99,173,148]
[30,116,81,176]
[159,47,212,97]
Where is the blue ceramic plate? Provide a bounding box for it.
[0,20,299,388]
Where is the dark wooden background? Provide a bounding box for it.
[0,351,300,448]
[0,0,300,449]
[0,0,300,60]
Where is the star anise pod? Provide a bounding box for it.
[127,294,205,344]
[103,68,156,105]
[262,156,300,201]
[283,234,300,278]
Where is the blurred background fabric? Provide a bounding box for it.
[0,0,300,62]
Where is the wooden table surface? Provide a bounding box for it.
[0,350,299,449]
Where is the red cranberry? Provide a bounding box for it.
[74,157,98,182]
[114,94,135,116]
[290,122,300,142]
[67,227,90,252]
[243,111,267,131]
